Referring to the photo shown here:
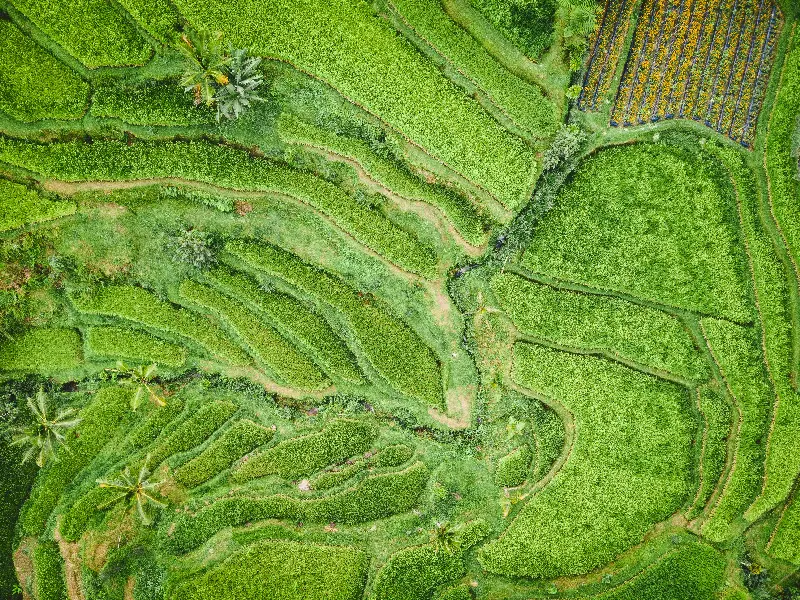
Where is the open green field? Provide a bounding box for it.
[0,0,799,599]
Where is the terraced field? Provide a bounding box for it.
[0,0,798,599]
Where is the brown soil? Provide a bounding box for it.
[54,523,85,600]
[13,537,37,600]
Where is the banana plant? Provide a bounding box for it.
[178,30,230,106]
[10,388,81,467]
[97,456,166,526]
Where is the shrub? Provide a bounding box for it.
[173,419,273,488]
[86,326,187,368]
[11,0,152,67]
[71,285,250,366]
[168,540,368,600]
[373,542,464,600]
[215,48,265,121]
[479,343,693,578]
[33,541,66,600]
[469,0,557,59]
[169,228,218,270]
[18,387,130,537]
[0,328,82,374]
[541,124,587,171]
[373,444,415,468]
[179,280,330,390]
[231,419,376,482]
[493,445,532,488]
[0,21,88,122]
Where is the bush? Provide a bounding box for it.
[173,419,273,488]
[493,445,532,488]
[479,343,693,578]
[33,541,66,600]
[179,280,330,390]
[231,419,376,482]
[373,444,415,468]
[169,229,218,270]
[0,21,88,122]
[85,326,187,368]
[71,285,250,366]
[168,539,368,600]
[18,387,130,537]
[541,124,587,171]
[167,461,429,552]
[0,328,82,374]
[11,0,152,67]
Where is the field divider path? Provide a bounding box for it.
[686,387,712,516]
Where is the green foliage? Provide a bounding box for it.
[121,398,186,452]
[0,434,35,597]
[173,419,273,488]
[171,0,538,209]
[96,456,166,525]
[71,285,250,366]
[469,0,557,59]
[493,445,532,488]
[33,541,66,600]
[0,328,82,375]
[491,272,708,382]
[770,492,800,564]
[227,240,443,407]
[541,123,587,171]
[168,540,368,600]
[90,82,215,126]
[231,419,376,482]
[108,361,165,411]
[204,267,364,383]
[179,279,330,390]
[12,0,152,67]
[178,30,230,107]
[0,21,88,122]
[86,326,187,368]
[373,444,415,468]
[435,585,472,600]
[215,48,265,122]
[115,0,181,42]
[160,187,234,212]
[10,389,81,468]
[147,399,238,468]
[521,143,751,322]
[479,343,693,578]
[167,461,429,552]
[168,228,218,270]
[18,387,129,537]
[373,542,464,600]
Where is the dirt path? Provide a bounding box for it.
[13,537,36,600]
[54,523,86,600]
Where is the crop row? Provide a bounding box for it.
[167,540,367,600]
[89,81,215,127]
[387,0,559,142]
[493,445,532,488]
[70,285,251,366]
[520,143,752,323]
[165,461,429,552]
[578,0,637,111]
[769,491,800,564]
[173,419,274,488]
[492,272,709,383]
[231,419,377,483]
[170,0,537,209]
[0,179,75,233]
[0,327,82,375]
[479,343,693,579]
[0,137,438,278]
[115,0,181,43]
[310,444,414,491]
[609,0,781,146]
[373,542,464,600]
[204,267,364,384]
[0,20,88,123]
[10,0,153,67]
[226,240,444,408]
[698,318,772,541]
[277,116,491,247]
[179,279,331,391]
[85,326,187,368]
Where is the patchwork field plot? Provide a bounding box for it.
[581,0,783,146]
[0,0,799,599]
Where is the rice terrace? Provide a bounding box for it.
[1,0,800,597]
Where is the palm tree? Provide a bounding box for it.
[110,362,165,411]
[215,48,264,121]
[430,521,461,553]
[178,30,230,106]
[97,456,166,525]
[10,389,81,467]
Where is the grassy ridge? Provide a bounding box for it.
[0,328,82,375]
[0,180,75,232]
[85,326,187,368]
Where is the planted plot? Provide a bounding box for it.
[769,491,800,564]
[479,343,694,579]
[598,0,783,146]
[521,143,751,322]
[0,327,82,374]
[0,179,75,233]
[85,326,187,368]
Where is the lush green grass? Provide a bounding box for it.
[0,21,88,122]
[468,0,556,59]
[168,540,368,600]
[0,328,82,375]
[226,240,443,407]
[231,419,377,482]
[0,439,35,598]
[90,81,215,126]
[493,445,532,488]
[386,0,559,140]
[492,272,708,382]
[115,0,181,43]
[699,318,773,542]
[373,543,463,600]
[10,0,152,67]
[85,326,187,368]
[171,0,538,209]
[32,541,66,600]
[479,343,693,578]
[71,285,251,366]
[521,143,751,322]
[179,280,330,390]
[203,267,364,384]
[770,491,800,564]
[0,179,76,232]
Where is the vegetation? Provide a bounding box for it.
[10,389,80,468]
